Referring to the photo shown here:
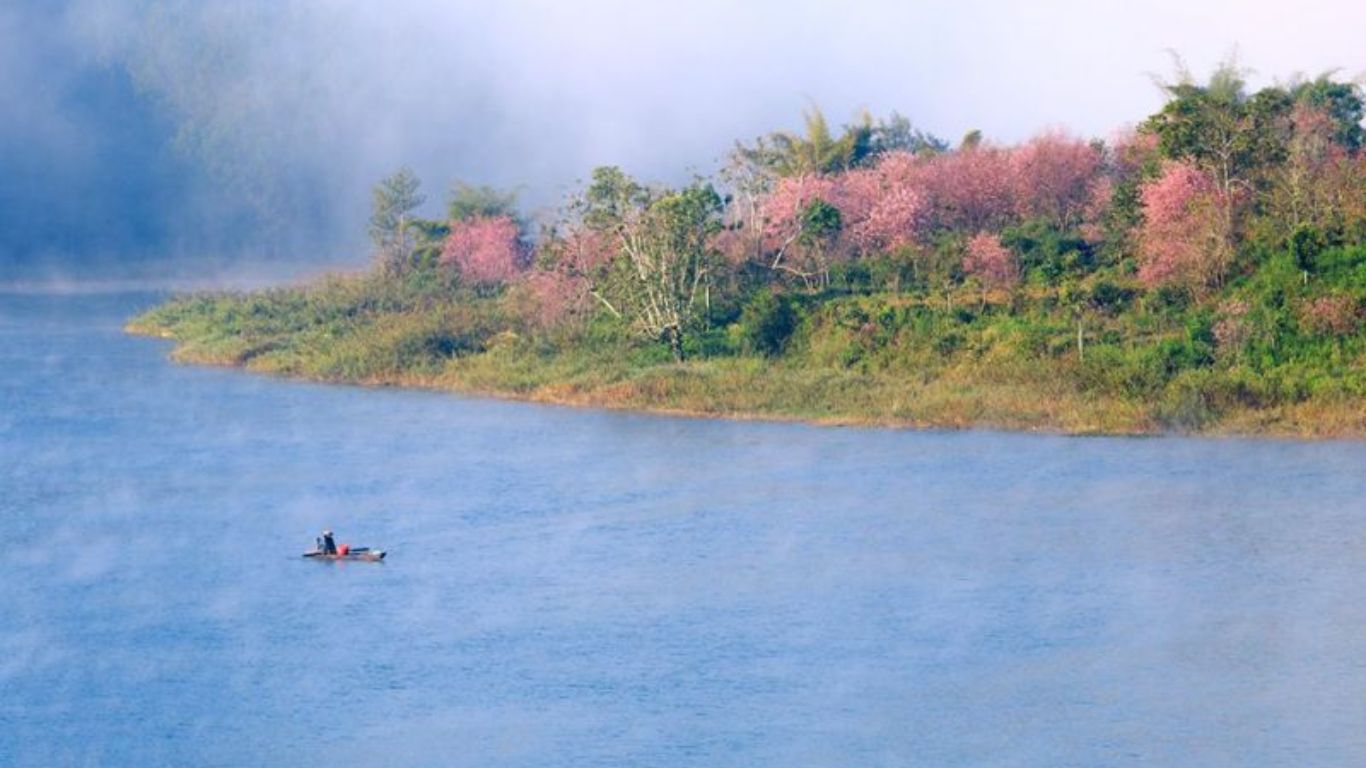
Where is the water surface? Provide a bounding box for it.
[2,292,1364,767]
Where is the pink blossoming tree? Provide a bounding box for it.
[1300,294,1360,336]
[839,152,926,252]
[440,215,527,287]
[962,232,1019,292]
[509,270,591,331]
[917,144,1018,233]
[1136,161,1229,291]
[1275,104,1353,234]
[1011,132,1104,230]
[756,174,845,287]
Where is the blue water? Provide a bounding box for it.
[3,292,1365,767]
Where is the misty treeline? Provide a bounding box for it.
[138,61,1366,435]
[378,62,1364,355]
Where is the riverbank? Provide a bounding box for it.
[126,274,1365,439]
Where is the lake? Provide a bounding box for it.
[3,291,1365,767]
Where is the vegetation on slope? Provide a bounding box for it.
[131,62,1366,437]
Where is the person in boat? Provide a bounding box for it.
[317,529,338,556]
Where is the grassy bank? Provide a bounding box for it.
[127,267,1366,438]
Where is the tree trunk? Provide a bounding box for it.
[665,326,685,362]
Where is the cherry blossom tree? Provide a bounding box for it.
[508,270,591,331]
[1078,175,1115,244]
[1136,161,1229,291]
[439,215,526,286]
[917,144,1018,233]
[1083,130,1160,248]
[838,152,926,252]
[962,232,1019,291]
[1110,130,1162,181]
[1011,132,1104,229]
[1273,104,1351,234]
[537,225,626,320]
[756,173,843,287]
[717,147,778,267]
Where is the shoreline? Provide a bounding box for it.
[126,322,1366,442]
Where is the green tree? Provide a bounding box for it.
[796,199,844,288]
[1140,58,1295,270]
[1289,74,1365,150]
[870,111,948,156]
[408,218,451,270]
[737,107,874,177]
[1142,59,1290,198]
[369,168,425,275]
[736,291,799,356]
[448,182,520,223]
[572,167,724,359]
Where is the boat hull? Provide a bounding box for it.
[303,550,385,562]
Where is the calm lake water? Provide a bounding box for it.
[3,291,1365,767]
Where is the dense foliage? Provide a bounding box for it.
[133,62,1366,436]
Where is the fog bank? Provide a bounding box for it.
[2,0,1363,281]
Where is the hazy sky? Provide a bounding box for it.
[3,0,1364,278]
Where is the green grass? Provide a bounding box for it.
[127,261,1366,438]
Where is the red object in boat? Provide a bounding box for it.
[337,543,351,555]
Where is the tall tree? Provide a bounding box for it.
[440,215,526,288]
[369,168,425,274]
[737,107,875,177]
[963,232,1020,293]
[1135,161,1228,291]
[1011,132,1105,230]
[1141,58,1293,260]
[755,174,844,289]
[1289,74,1365,151]
[1270,103,1349,237]
[870,112,948,156]
[568,167,724,359]
[447,182,520,223]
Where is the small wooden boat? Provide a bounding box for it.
[303,547,386,562]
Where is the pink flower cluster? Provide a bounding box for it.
[1300,295,1360,336]
[962,232,1019,290]
[733,132,1104,270]
[758,174,842,255]
[440,215,527,286]
[1135,161,1223,288]
[510,271,591,330]
[1010,131,1105,229]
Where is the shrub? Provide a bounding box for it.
[1153,370,1221,431]
[1299,294,1361,336]
[685,329,739,359]
[734,291,801,356]
[1089,280,1135,314]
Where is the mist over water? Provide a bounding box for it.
[4,293,1365,766]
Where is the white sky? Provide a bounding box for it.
[486,0,1366,154]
